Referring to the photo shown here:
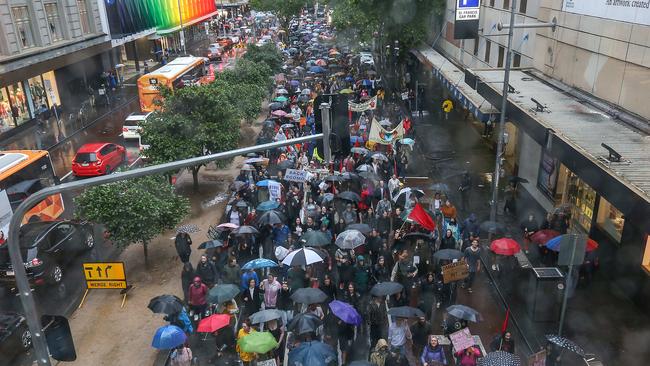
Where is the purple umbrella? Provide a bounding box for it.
[329,300,362,325]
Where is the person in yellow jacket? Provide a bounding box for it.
[236,320,257,365]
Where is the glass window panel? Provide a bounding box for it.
[76,0,92,34]
[45,3,64,42]
[8,82,32,125]
[0,88,15,131]
[12,6,35,49]
[28,76,49,116]
[41,71,61,108]
[596,198,624,242]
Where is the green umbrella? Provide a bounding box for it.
[273,96,289,102]
[237,331,279,354]
[339,88,354,94]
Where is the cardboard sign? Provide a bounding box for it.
[284,168,307,182]
[442,261,469,284]
[528,350,547,366]
[449,328,474,352]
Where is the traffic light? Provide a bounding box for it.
[42,315,76,362]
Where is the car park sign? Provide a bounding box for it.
[456,0,481,21]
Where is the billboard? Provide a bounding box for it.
[562,0,650,26]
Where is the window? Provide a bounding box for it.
[596,198,624,242]
[0,88,14,131]
[12,6,35,49]
[503,0,510,9]
[513,53,521,67]
[643,236,650,273]
[497,46,505,67]
[489,0,495,6]
[473,37,480,56]
[519,0,528,13]
[76,0,92,34]
[8,82,32,125]
[44,3,64,42]
[485,40,491,64]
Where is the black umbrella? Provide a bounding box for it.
[301,230,332,247]
[207,284,240,304]
[359,171,380,181]
[340,172,359,181]
[250,309,285,324]
[446,305,484,323]
[370,282,404,296]
[319,193,335,204]
[257,210,285,226]
[235,200,249,208]
[230,180,248,191]
[288,313,323,334]
[388,306,424,318]
[480,220,507,234]
[177,224,200,234]
[198,239,224,249]
[545,334,586,357]
[325,175,345,182]
[278,160,294,170]
[336,191,361,202]
[433,249,464,261]
[291,288,328,304]
[233,225,259,235]
[148,295,184,315]
[346,223,372,234]
[403,232,432,240]
[479,351,521,366]
[269,102,285,110]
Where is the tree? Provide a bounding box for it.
[74,175,189,266]
[250,0,307,27]
[242,43,284,74]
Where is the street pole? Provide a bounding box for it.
[320,102,332,163]
[7,134,324,366]
[177,0,186,54]
[558,235,578,336]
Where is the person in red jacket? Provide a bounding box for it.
[188,277,208,315]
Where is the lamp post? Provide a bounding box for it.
[177,0,186,54]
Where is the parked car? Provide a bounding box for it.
[216,37,234,50]
[204,43,222,61]
[0,312,31,365]
[122,112,151,140]
[0,221,95,286]
[72,143,126,177]
[359,51,374,66]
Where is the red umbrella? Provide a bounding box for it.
[531,229,560,245]
[490,238,521,256]
[586,238,599,252]
[197,314,231,333]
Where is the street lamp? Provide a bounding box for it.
[177,0,187,54]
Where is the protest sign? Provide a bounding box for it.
[284,169,308,182]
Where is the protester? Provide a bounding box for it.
[170,344,193,366]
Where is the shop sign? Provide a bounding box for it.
[456,0,481,21]
[563,0,650,26]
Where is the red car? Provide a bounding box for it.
[72,143,126,177]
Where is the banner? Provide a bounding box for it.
[449,328,475,352]
[562,0,650,26]
[348,96,377,112]
[268,181,282,201]
[369,118,405,145]
[284,169,308,182]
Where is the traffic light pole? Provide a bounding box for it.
[7,134,324,365]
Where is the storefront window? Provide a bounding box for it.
[28,76,49,114]
[8,82,31,125]
[0,88,14,132]
[41,71,61,108]
[565,172,596,233]
[596,198,624,242]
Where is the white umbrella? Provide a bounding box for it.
[282,248,325,266]
[335,230,366,249]
[393,187,425,203]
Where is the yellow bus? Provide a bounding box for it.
[137,56,207,112]
[0,150,64,234]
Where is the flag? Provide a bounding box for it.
[501,307,510,333]
[369,118,406,145]
[407,203,436,231]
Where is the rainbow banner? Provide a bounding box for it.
[105,0,217,36]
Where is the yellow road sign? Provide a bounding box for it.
[87,281,127,289]
[83,262,126,281]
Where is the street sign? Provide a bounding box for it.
[456,0,481,21]
[83,262,127,289]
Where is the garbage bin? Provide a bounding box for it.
[526,267,564,322]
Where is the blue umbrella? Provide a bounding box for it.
[401,138,415,145]
[257,200,280,211]
[361,79,372,86]
[242,258,279,270]
[309,66,325,73]
[329,300,362,325]
[544,235,598,252]
[288,341,337,366]
[256,179,279,187]
[345,76,354,82]
[152,325,186,349]
[290,80,300,86]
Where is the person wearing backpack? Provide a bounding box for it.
[170,344,193,366]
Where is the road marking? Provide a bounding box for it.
[61,171,73,181]
[128,156,142,168]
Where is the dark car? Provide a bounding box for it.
[0,221,95,287]
[0,312,31,366]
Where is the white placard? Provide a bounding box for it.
[563,0,650,26]
[268,181,282,201]
[284,168,307,182]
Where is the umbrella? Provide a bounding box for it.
[289,341,337,366]
[490,238,521,256]
[315,59,327,66]
[250,309,284,324]
[403,232,432,240]
[351,147,369,155]
[346,223,372,234]
[545,334,586,357]
[257,200,281,211]
[479,351,521,366]
[371,152,389,162]
[393,187,425,204]
[257,210,285,225]
[276,88,289,95]
[356,164,373,172]
[340,172,359,181]
[281,123,295,129]
[269,102,285,110]
[245,157,267,164]
[309,66,326,73]
[329,300,362,325]
[319,193,335,203]
[446,305,484,322]
[238,331,279,354]
[433,249,463,261]
[148,295,184,315]
[349,362,373,366]
[230,180,248,191]
[207,284,240,304]
[197,314,231,333]
[301,88,312,95]
[370,282,404,296]
[198,239,224,249]
[388,306,425,318]
[288,313,323,334]
[480,220,507,234]
[290,79,300,86]
[241,164,256,171]
[301,230,332,247]
[544,235,599,252]
[256,179,279,187]
[359,171,380,181]
[242,258,278,270]
[335,229,366,249]
[339,88,354,94]
[400,138,415,146]
[345,76,354,82]
[235,200,249,208]
[530,229,560,245]
[291,288,328,304]
[278,160,294,169]
[152,325,187,349]
[177,224,200,234]
[324,175,345,182]
[272,110,288,117]
[428,183,450,192]
[336,191,361,202]
[282,247,325,266]
[378,119,392,127]
[217,223,239,230]
[273,96,289,102]
[233,225,259,235]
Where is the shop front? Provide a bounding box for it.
[0,71,61,133]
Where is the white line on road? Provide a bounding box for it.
[128,156,142,168]
[61,171,73,181]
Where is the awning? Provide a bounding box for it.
[156,10,219,35]
[411,45,498,122]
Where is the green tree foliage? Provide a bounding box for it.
[74,175,189,265]
[242,43,284,74]
[250,0,307,26]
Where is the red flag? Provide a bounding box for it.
[501,307,510,333]
[407,203,436,231]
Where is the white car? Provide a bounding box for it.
[360,52,375,65]
[122,112,151,140]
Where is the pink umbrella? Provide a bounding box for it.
[272,110,288,117]
[315,59,327,66]
[217,223,239,230]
